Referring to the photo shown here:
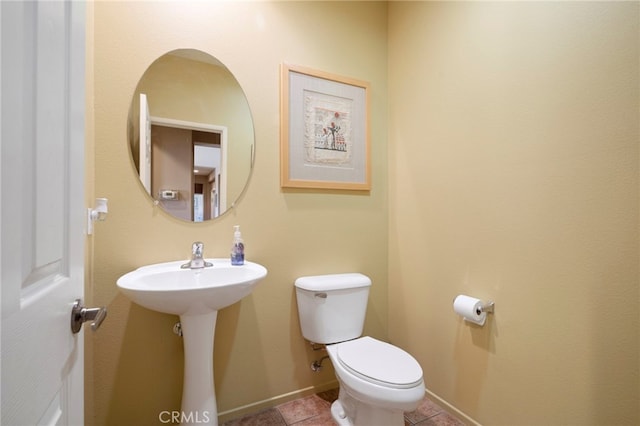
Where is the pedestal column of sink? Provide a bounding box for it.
[180,311,218,426]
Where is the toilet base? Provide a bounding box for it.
[330,386,406,426]
[330,400,350,426]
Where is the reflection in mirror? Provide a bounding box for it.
[128,49,255,222]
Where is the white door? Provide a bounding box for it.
[1,1,87,425]
[139,93,152,193]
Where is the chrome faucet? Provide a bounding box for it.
[181,241,213,269]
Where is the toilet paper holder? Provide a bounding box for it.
[476,300,495,316]
[452,296,495,316]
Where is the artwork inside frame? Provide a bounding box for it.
[280,63,371,190]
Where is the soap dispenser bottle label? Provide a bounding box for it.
[231,225,245,265]
[231,242,244,265]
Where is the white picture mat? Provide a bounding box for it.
[287,71,368,184]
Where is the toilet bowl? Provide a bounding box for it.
[327,336,425,425]
[294,273,425,426]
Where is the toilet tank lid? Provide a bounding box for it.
[295,273,371,291]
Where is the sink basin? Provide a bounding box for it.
[117,258,267,316]
[117,258,267,426]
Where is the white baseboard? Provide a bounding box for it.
[218,382,481,426]
[217,380,339,423]
[425,389,481,426]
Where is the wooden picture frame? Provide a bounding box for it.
[280,64,371,190]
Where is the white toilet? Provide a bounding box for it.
[295,273,425,426]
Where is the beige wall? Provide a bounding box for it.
[88,2,639,425]
[388,2,639,425]
[87,2,388,425]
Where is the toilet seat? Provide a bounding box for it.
[336,336,423,389]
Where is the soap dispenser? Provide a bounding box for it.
[230,225,245,265]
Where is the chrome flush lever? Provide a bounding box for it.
[71,299,107,333]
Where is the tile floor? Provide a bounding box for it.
[221,388,466,426]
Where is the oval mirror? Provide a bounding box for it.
[127,49,254,222]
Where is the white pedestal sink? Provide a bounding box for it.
[117,259,267,426]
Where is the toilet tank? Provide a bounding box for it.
[294,273,371,344]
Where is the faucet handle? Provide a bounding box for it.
[180,241,212,269]
[192,241,204,257]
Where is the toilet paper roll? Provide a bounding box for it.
[453,295,486,326]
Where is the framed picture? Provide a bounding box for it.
[280,64,371,190]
